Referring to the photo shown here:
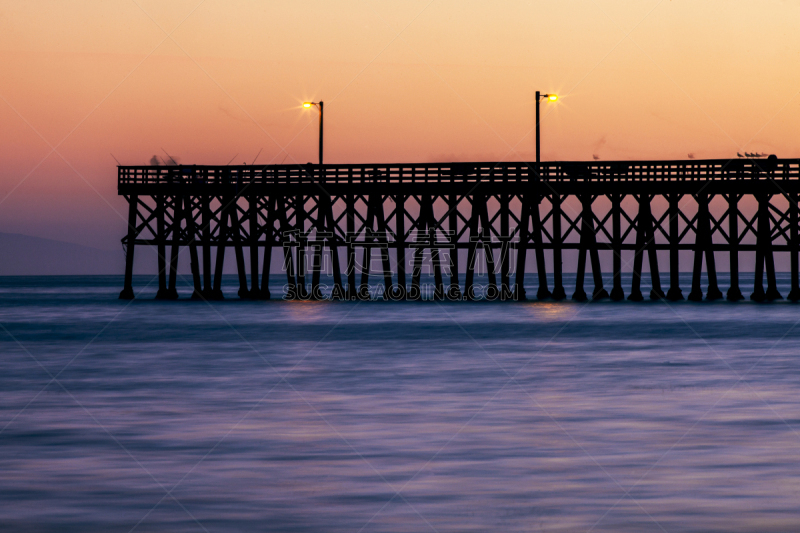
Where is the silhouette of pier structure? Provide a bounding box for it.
[118,156,800,302]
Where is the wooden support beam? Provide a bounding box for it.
[377,195,396,300]
[688,193,722,301]
[790,192,800,301]
[689,198,704,301]
[311,195,326,300]
[629,195,647,302]
[448,194,462,300]
[249,195,259,297]
[646,200,665,300]
[166,195,181,299]
[346,192,357,300]
[514,196,531,301]
[588,222,607,300]
[308,194,345,300]
[426,196,445,300]
[727,194,743,301]
[500,193,511,300]
[478,195,497,300]
[232,200,249,299]
[752,196,766,302]
[326,197,345,300]
[410,198,426,301]
[752,194,782,301]
[276,195,297,299]
[359,194,394,299]
[532,193,550,300]
[295,193,307,298]
[464,193,497,300]
[359,194,377,299]
[186,196,202,299]
[259,196,274,300]
[764,197,781,301]
[411,196,445,300]
[464,194,480,301]
[610,193,624,301]
[629,194,664,300]
[573,195,608,301]
[202,195,212,297]
[119,195,138,300]
[212,198,228,300]
[666,194,684,301]
[155,195,168,299]
[394,193,407,299]
[551,194,566,300]
[703,195,722,300]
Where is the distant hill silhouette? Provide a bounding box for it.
[0,232,786,277]
[0,232,240,276]
[0,233,124,275]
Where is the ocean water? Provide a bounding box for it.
[2,274,800,532]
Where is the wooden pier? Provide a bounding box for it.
[117,156,800,302]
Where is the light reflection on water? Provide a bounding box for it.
[520,301,579,321]
[1,275,800,532]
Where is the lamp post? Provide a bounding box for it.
[535,91,561,300]
[535,91,558,163]
[303,101,324,165]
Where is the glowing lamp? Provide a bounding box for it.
[301,101,324,164]
[535,91,558,164]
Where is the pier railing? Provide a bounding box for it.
[118,158,800,187]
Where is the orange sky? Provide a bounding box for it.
[1,0,799,248]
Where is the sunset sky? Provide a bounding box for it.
[1,0,799,249]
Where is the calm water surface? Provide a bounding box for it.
[1,275,800,532]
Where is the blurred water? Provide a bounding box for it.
[1,275,800,532]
